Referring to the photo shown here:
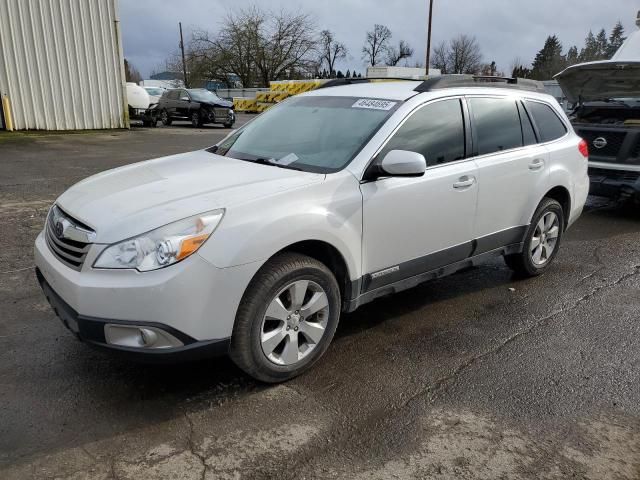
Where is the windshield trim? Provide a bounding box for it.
[208,95,402,174]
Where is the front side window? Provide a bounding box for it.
[214,96,399,173]
[377,98,466,166]
[525,101,567,143]
[470,97,523,156]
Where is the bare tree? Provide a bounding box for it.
[430,35,482,74]
[430,41,449,73]
[448,35,482,74]
[386,40,414,66]
[187,7,317,88]
[124,59,142,84]
[318,30,347,77]
[362,24,392,66]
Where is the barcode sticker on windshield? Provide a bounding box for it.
[352,99,397,111]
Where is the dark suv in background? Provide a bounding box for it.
[158,88,235,128]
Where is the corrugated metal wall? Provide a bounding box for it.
[0,0,127,130]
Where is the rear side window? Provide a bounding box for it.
[525,101,567,143]
[518,101,538,146]
[378,98,465,166]
[469,97,522,156]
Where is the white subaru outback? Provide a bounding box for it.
[35,77,589,382]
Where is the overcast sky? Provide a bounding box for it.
[119,0,638,78]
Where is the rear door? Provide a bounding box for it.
[468,96,551,252]
[360,97,479,292]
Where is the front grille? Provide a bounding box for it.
[577,130,627,159]
[589,167,640,184]
[45,207,93,271]
[214,107,230,117]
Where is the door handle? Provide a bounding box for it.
[529,158,545,171]
[453,176,476,189]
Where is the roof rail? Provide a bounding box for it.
[414,75,546,94]
[316,77,420,89]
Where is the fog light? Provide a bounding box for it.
[139,328,158,347]
[104,324,184,349]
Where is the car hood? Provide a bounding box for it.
[555,61,640,104]
[56,150,323,244]
[201,99,233,108]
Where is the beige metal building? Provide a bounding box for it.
[0,0,128,130]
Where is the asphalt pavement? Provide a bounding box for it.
[0,119,639,479]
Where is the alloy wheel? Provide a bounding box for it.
[260,280,330,366]
[530,211,560,266]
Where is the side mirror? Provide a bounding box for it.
[368,150,426,180]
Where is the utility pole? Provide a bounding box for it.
[179,22,189,88]
[425,0,434,77]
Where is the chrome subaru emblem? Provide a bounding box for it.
[593,137,608,149]
[54,220,64,239]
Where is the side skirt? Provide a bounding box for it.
[344,242,524,313]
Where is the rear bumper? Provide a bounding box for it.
[588,166,640,201]
[36,268,230,362]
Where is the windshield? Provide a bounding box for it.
[144,88,164,96]
[213,96,399,173]
[189,89,221,103]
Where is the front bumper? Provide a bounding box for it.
[34,232,260,357]
[588,166,640,201]
[37,268,229,362]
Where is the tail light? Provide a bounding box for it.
[578,139,589,158]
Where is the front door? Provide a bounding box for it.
[360,98,478,293]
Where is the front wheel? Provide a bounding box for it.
[230,253,341,383]
[160,110,172,126]
[191,111,203,128]
[504,197,564,277]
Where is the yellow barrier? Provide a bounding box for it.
[2,94,14,131]
[233,98,258,113]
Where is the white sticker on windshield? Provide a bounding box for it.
[274,153,299,165]
[352,99,397,111]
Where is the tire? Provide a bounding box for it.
[160,110,172,126]
[504,197,565,277]
[223,122,234,129]
[230,252,341,383]
[191,111,203,128]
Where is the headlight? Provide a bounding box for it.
[94,209,224,271]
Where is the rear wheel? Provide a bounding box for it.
[230,253,341,383]
[504,198,564,277]
[160,110,172,126]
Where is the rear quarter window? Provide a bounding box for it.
[525,101,567,143]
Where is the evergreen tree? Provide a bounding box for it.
[566,45,579,66]
[336,70,345,78]
[607,21,626,58]
[512,65,532,79]
[345,69,351,78]
[531,35,565,80]
[595,29,609,60]
[580,31,598,62]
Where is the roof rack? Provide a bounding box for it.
[414,75,546,94]
[316,77,420,89]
